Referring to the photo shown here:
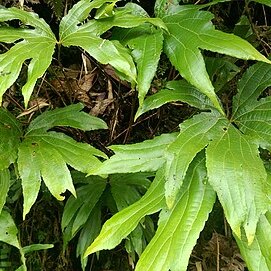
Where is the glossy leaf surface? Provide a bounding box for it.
[136,80,213,117]
[206,125,269,243]
[164,112,225,207]
[114,25,163,110]
[59,1,166,84]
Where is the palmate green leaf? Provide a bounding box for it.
[235,211,271,271]
[0,169,10,214]
[84,169,165,256]
[164,112,226,207]
[18,104,107,218]
[89,133,177,175]
[162,9,271,114]
[136,80,214,117]
[206,125,270,243]
[233,62,271,149]
[163,105,269,244]
[0,210,20,249]
[113,25,164,111]
[18,139,76,218]
[59,0,166,84]
[135,154,216,271]
[0,108,22,170]
[0,8,56,106]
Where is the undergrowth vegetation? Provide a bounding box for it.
[0,0,271,270]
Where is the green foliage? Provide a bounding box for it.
[0,210,53,271]
[114,0,270,116]
[0,103,107,221]
[0,0,166,106]
[86,60,271,270]
[0,8,56,106]
[62,172,154,270]
[0,0,271,270]
[0,169,10,214]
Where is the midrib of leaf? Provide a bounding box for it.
[135,155,216,271]
[59,0,112,41]
[84,171,165,256]
[206,125,269,243]
[164,112,226,207]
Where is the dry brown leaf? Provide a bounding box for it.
[17,98,49,118]
[104,64,130,87]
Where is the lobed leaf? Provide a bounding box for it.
[18,104,107,218]
[60,0,167,84]
[59,0,116,38]
[18,138,76,218]
[0,7,56,106]
[0,108,22,170]
[84,169,165,256]
[163,9,271,114]
[39,132,106,173]
[89,133,178,175]
[135,155,216,271]
[206,125,270,243]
